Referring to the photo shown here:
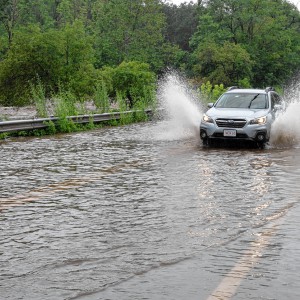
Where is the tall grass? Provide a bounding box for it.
[94,81,110,113]
[116,90,134,125]
[53,90,78,132]
[1,82,157,140]
[30,76,48,118]
[131,85,155,122]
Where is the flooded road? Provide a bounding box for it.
[1,121,300,300]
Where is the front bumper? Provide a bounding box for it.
[200,122,270,143]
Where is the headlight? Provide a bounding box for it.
[202,114,214,123]
[249,116,267,125]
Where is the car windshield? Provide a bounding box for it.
[215,93,268,109]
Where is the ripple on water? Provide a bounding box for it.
[1,123,300,299]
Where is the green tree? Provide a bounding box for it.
[55,0,96,26]
[190,13,232,50]
[0,25,63,105]
[0,21,95,105]
[163,1,198,51]
[0,0,19,45]
[191,0,300,87]
[93,0,166,71]
[17,0,55,28]
[110,61,156,108]
[61,20,95,98]
[193,41,252,85]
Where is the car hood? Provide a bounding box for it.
[206,107,269,119]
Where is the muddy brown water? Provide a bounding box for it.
[1,121,300,300]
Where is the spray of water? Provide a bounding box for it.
[155,72,203,141]
[270,82,300,147]
[152,71,300,148]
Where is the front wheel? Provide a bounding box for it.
[202,138,212,147]
[257,142,266,149]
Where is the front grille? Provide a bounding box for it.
[213,133,249,138]
[216,118,247,128]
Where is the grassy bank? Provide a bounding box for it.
[0,109,154,140]
[0,82,156,140]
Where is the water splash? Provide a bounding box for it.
[270,82,300,147]
[155,72,203,141]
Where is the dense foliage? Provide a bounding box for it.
[191,0,300,87]
[0,0,300,107]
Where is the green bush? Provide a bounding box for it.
[111,61,156,108]
[44,120,57,135]
[0,26,63,106]
[0,21,96,106]
[199,81,227,103]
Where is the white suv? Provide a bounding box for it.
[200,87,284,147]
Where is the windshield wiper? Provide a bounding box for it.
[248,94,260,108]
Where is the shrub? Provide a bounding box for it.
[199,81,227,103]
[111,61,156,108]
[0,21,96,106]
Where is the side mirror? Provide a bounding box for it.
[207,103,214,108]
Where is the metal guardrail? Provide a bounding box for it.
[0,110,153,133]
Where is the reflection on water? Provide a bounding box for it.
[0,123,300,300]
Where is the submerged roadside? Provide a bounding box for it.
[0,105,156,140]
[0,106,37,121]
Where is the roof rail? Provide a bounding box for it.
[265,87,275,92]
[227,86,239,91]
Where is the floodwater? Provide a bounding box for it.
[1,121,300,300]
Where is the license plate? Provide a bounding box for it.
[224,129,236,137]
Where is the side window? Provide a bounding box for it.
[271,93,281,109]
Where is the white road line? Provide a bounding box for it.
[206,227,274,300]
[206,204,293,300]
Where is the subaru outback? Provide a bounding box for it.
[200,87,284,148]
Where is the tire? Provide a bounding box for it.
[202,138,212,147]
[257,142,265,149]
